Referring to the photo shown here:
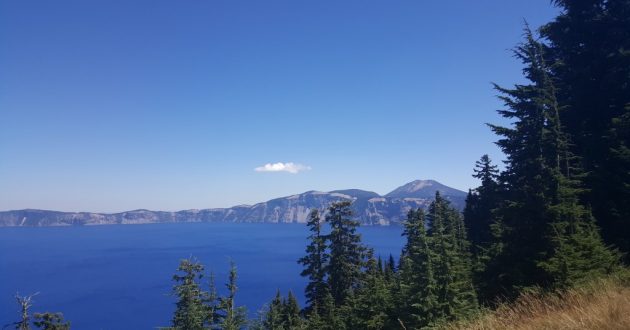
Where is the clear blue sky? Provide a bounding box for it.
[0,1,559,212]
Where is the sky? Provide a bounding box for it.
[0,1,560,213]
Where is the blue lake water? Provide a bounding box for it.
[0,223,404,329]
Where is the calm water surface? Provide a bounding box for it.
[0,222,404,329]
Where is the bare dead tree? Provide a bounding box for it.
[14,292,39,330]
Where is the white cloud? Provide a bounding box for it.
[254,162,312,174]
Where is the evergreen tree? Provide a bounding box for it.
[297,209,329,313]
[541,0,630,261]
[385,254,396,279]
[428,193,478,321]
[399,209,438,328]
[302,308,325,330]
[325,201,367,306]
[206,272,220,327]
[262,291,284,330]
[282,291,302,329]
[464,155,501,255]
[313,292,343,330]
[32,313,70,330]
[217,261,247,330]
[463,155,504,303]
[171,258,210,330]
[489,26,617,296]
[347,249,392,330]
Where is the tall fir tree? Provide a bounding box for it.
[171,258,211,330]
[428,193,478,321]
[488,26,617,296]
[262,290,284,330]
[347,249,393,330]
[464,154,501,256]
[463,155,504,303]
[297,209,329,314]
[399,209,438,328]
[217,261,248,330]
[282,291,302,329]
[325,201,367,306]
[206,272,220,327]
[261,290,303,330]
[541,0,630,261]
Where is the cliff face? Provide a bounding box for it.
[0,180,466,227]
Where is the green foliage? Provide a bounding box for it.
[283,291,302,329]
[262,291,284,329]
[464,155,501,256]
[539,181,619,289]
[541,0,630,261]
[262,290,303,330]
[486,25,618,298]
[345,249,393,329]
[297,209,329,313]
[32,313,70,330]
[428,193,478,321]
[10,294,69,330]
[399,209,438,328]
[463,155,504,303]
[319,292,344,330]
[167,258,249,329]
[217,261,248,330]
[325,201,367,306]
[171,258,212,330]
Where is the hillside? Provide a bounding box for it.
[0,179,466,227]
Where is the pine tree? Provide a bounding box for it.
[303,307,325,330]
[206,272,220,327]
[463,155,504,304]
[218,261,247,330]
[428,193,478,321]
[399,209,438,328]
[297,209,329,313]
[541,0,630,261]
[262,291,284,330]
[385,254,396,279]
[282,291,302,329]
[171,258,210,330]
[314,292,344,330]
[325,201,367,306]
[348,249,392,330]
[489,26,617,296]
[464,155,501,255]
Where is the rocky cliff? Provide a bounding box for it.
[0,180,466,227]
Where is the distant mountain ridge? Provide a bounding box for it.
[0,180,466,227]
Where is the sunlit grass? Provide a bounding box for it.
[442,270,630,330]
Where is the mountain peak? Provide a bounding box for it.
[385,179,466,199]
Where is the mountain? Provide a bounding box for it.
[0,180,466,227]
[386,179,467,199]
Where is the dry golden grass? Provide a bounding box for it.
[442,271,630,330]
